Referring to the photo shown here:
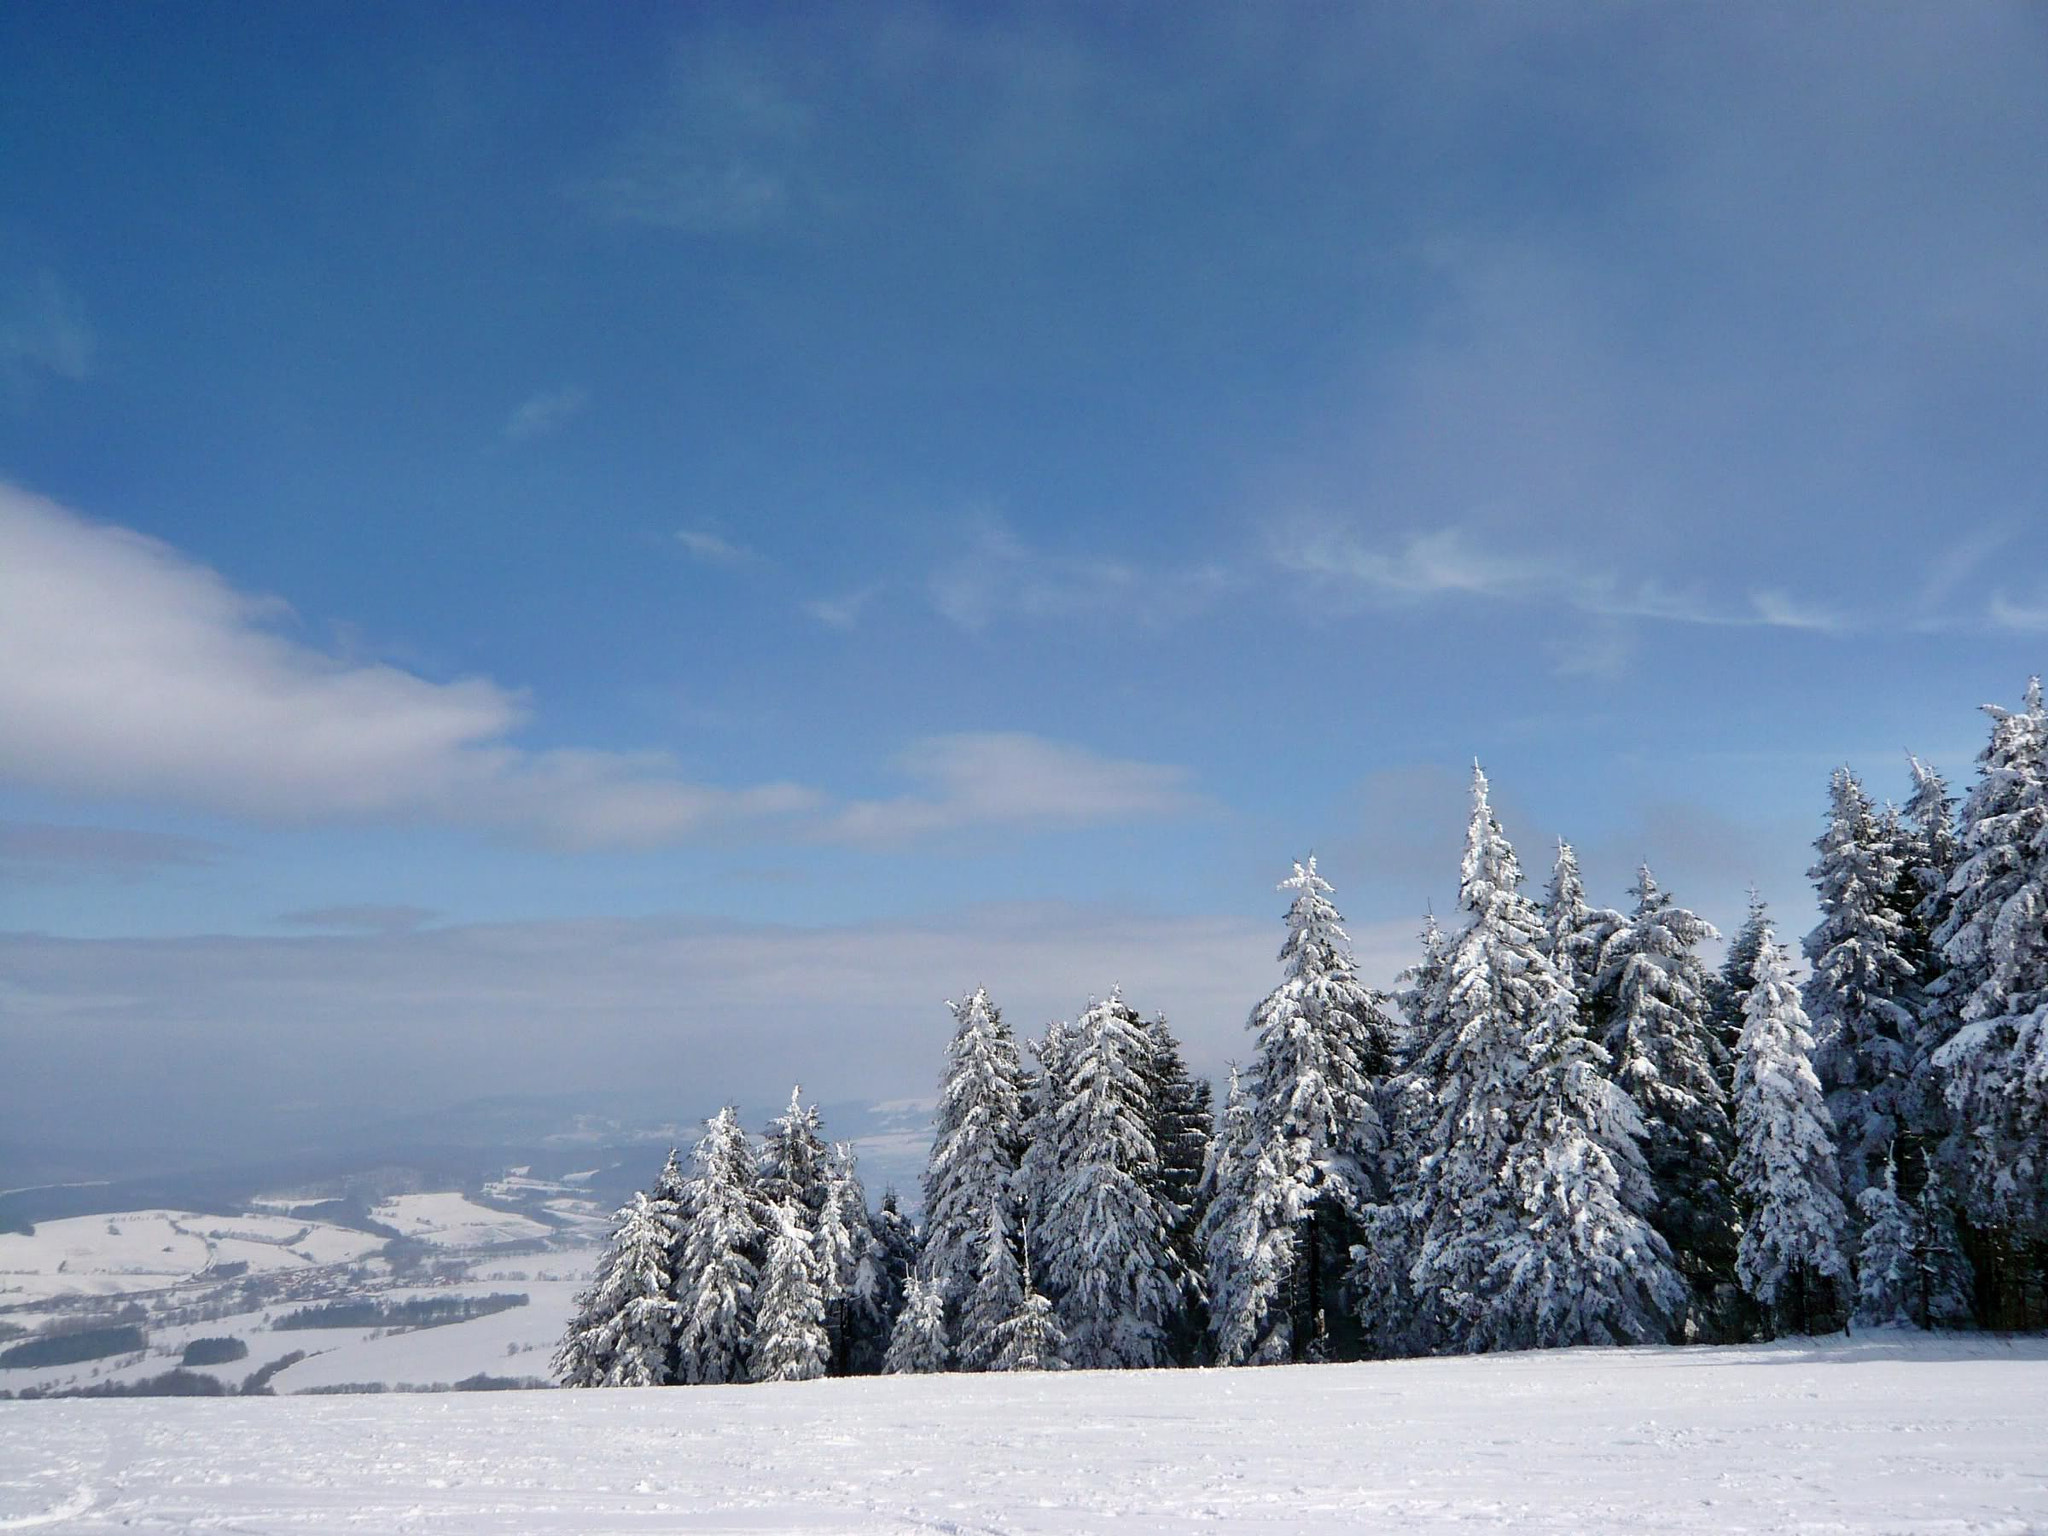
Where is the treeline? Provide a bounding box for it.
[558,677,2048,1385]
[273,1293,527,1332]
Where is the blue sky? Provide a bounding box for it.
[3,4,2045,1161]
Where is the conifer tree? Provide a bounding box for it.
[1854,1157,1920,1329]
[1733,933,1851,1335]
[814,1142,875,1375]
[751,1198,829,1383]
[760,1086,831,1226]
[1036,991,1182,1369]
[1902,754,1961,1172]
[1017,1018,1075,1263]
[554,1191,681,1388]
[1707,889,1772,1083]
[1931,680,2048,1284]
[1211,858,1397,1363]
[920,988,1027,1324]
[883,1276,951,1374]
[1141,1011,1213,1359]
[1803,769,1921,1201]
[1588,865,1739,1338]
[1409,768,1683,1352]
[1912,1171,1976,1329]
[675,1106,764,1385]
[1200,1066,1297,1365]
[1542,840,1619,1001]
[958,1199,1024,1370]
[990,1240,1066,1371]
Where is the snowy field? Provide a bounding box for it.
[1,1335,2044,1532]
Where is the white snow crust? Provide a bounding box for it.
[2,1334,2043,1532]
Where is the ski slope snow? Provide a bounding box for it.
[1,1333,2044,1532]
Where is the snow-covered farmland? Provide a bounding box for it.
[2,1335,2044,1532]
[0,1211,383,1305]
[369,1194,552,1249]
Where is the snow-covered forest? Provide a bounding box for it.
[557,679,2048,1385]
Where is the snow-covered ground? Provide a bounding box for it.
[369,1194,553,1249]
[1,1334,2043,1532]
[0,1211,383,1304]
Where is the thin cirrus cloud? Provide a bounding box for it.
[928,514,1231,633]
[0,269,94,399]
[674,527,757,566]
[503,385,590,442]
[0,819,227,881]
[1271,522,1847,636]
[823,732,1206,845]
[0,484,1201,850]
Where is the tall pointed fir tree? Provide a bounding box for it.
[751,1198,830,1383]
[815,1142,879,1375]
[1586,865,1739,1339]
[870,1189,920,1327]
[958,1199,1024,1371]
[555,1190,682,1388]
[1017,1018,1075,1265]
[675,1106,764,1385]
[1142,1010,1213,1361]
[1802,768,1922,1203]
[1930,680,2048,1325]
[920,987,1027,1354]
[1541,840,1619,1002]
[1707,889,1772,1092]
[1408,768,1683,1352]
[1207,858,1397,1364]
[1035,990,1183,1369]
[1902,753,1961,1178]
[760,1086,831,1228]
[1853,1155,1920,1329]
[1732,932,1851,1336]
[883,1276,951,1374]
[1197,1066,1290,1365]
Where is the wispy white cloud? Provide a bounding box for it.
[824,733,1204,845]
[582,52,810,234]
[0,270,94,400]
[675,527,757,566]
[1989,592,2048,634]
[929,512,1230,633]
[0,483,814,847]
[1272,522,1849,637]
[504,385,589,441]
[806,584,882,630]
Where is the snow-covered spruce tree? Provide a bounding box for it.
[554,1190,681,1388]
[1142,1010,1213,1361]
[1017,1017,1075,1273]
[1802,769,1922,1203]
[957,1200,1024,1371]
[1542,840,1619,1003]
[871,1189,921,1323]
[1931,680,2048,1324]
[1036,990,1183,1369]
[1199,1066,1296,1366]
[1408,768,1683,1352]
[1209,858,1397,1363]
[760,1086,831,1227]
[1901,754,1961,1176]
[990,1239,1066,1371]
[920,987,1027,1350]
[1732,932,1851,1336]
[674,1106,764,1385]
[815,1141,877,1375]
[1854,1157,1920,1329]
[751,1198,830,1383]
[1586,866,1739,1339]
[1707,889,1773,1091]
[882,1275,951,1374]
[1913,1170,1976,1329]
